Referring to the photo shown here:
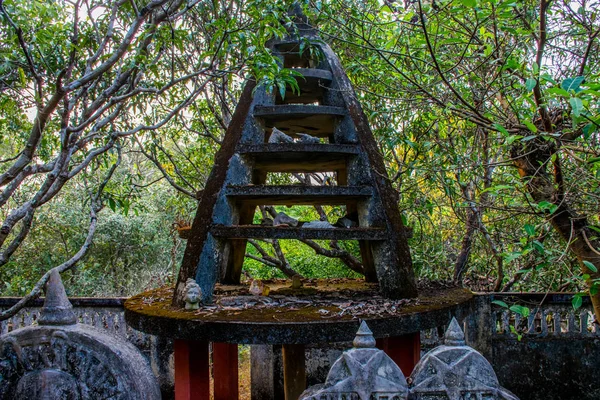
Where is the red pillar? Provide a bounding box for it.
[174,339,210,400]
[212,342,239,400]
[376,332,421,376]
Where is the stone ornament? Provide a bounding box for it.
[409,318,519,400]
[296,132,321,144]
[183,278,202,310]
[300,321,409,400]
[0,270,160,400]
[268,127,294,143]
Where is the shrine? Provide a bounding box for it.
[124,5,473,400]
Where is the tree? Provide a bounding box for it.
[0,0,298,319]
[313,0,600,316]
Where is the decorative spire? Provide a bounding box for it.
[353,321,376,348]
[286,2,316,37]
[38,270,77,326]
[444,317,466,346]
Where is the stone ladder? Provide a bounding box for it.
[178,10,418,303]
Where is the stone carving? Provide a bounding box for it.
[300,321,409,400]
[296,132,321,144]
[273,211,299,227]
[183,278,202,310]
[268,127,294,143]
[303,220,335,229]
[409,318,519,400]
[0,270,160,400]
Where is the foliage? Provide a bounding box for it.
[1,0,599,313]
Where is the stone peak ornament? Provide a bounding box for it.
[38,269,77,326]
[353,320,376,348]
[300,322,409,400]
[409,318,519,400]
[444,317,466,346]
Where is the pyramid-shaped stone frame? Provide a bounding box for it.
[174,11,418,304]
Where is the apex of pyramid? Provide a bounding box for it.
[286,3,317,38]
[38,269,77,326]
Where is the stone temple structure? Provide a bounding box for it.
[173,4,418,304]
[0,270,159,400]
[409,318,519,400]
[300,321,409,400]
[124,6,474,400]
[300,319,519,400]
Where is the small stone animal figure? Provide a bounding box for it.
[183,278,202,310]
[249,279,266,296]
[268,127,294,143]
[273,212,299,227]
[296,133,321,144]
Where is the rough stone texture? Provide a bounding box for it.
[469,293,600,400]
[300,321,409,400]
[409,318,518,400]
[173,8,418,302]
[125,286,474,344]
[0,273,160,400]
[38,269,77,326]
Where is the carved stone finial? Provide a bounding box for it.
[300,320,408,400]
[444,317,466,346]
[184,278,202,310]
[353,321,376,348]
[38,270,77,326]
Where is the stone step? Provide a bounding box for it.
[211,225,386,241]
[224,185,372,206]
[239,143,358,173]
[276,68,333,104]
[254,105,346,136]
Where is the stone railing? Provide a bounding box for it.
[489,293,598,337]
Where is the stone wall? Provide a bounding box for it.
[472,293,600,400]
[2,293,600,400]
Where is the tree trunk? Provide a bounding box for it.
[512,140,600,321]
[454,210,478,283]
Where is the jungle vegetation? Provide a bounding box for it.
[0,0,598,318]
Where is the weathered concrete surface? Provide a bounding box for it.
[0,273,160,400]
[300,321,409,400]
[410,318,518,400]
[211,224,388,241]
[225,184,373,205]
[125,286,474,344]
[491,337,600,400]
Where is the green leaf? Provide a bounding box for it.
[525,78,537,91]
[561,76,585,93]
[523,121,538,133]
[524,224,535,236]
[494,123,509,136]
[587,157,600,164]
[492,300,508,308]
[572,295,583,311]
[509,305,530,317]
[459,0,477,6]
[570,97,583,117]
[583,260,598,273]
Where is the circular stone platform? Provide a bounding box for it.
[124,280,474,344]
